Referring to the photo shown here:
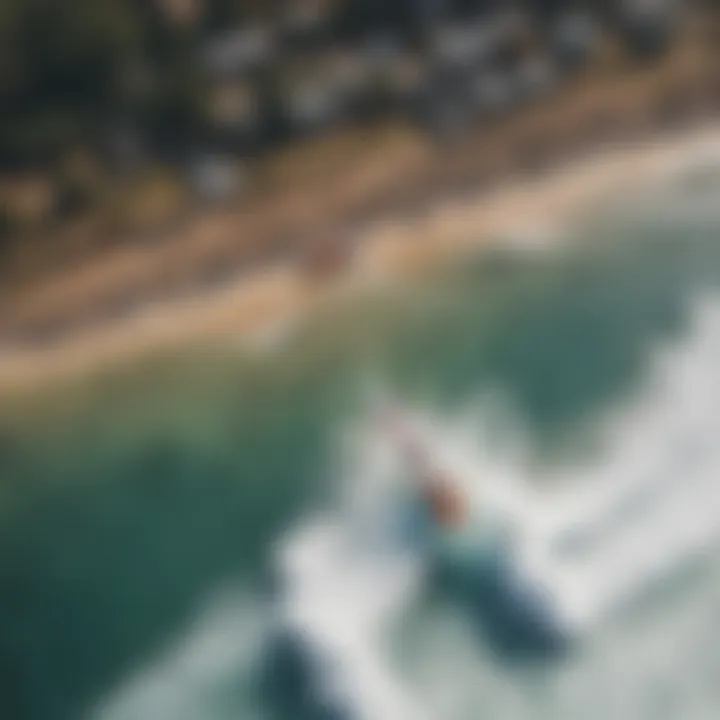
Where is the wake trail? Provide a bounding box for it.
[272,292,720,718]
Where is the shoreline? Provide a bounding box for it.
[2,121,720,393]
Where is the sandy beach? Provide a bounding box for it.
[1,120,720,394]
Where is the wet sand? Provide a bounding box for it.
[1,121,720,393]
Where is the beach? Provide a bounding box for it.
[1,26,717,393]
[2,117,720,393]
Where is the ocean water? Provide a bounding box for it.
[2,169,720,720]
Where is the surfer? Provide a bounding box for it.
[380,406,463,516]
[405,443,470,530]
[383,406,570,658]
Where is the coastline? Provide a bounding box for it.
[1,121,720,394]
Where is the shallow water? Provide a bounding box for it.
[2,177,720,720]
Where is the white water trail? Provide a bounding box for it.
[273,291,720,719]
[529,293,720,632]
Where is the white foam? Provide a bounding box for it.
[273,292,720,719]
[273,511,428,719]
[530,294,720,630]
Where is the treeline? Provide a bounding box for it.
[0,1,684,165]
[1,0,209,169]
[0,0,689,241]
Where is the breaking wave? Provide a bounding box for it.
[94,292,720,720]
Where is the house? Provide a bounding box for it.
[614,0,679,58]
[203,26,275,78]
[551,9,602,69]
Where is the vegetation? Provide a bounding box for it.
[0,0,698,248]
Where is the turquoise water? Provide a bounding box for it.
[2,177,720,720]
